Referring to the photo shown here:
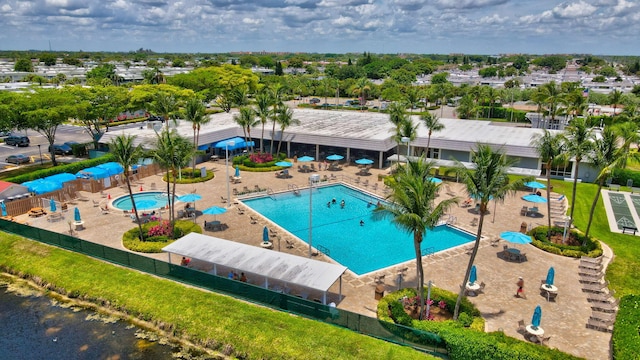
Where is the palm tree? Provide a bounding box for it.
[615,122,640,168]
[564,117,594,221]
[374,157,457,320]
[352,77,371,110]
[274,104,300,155]
[268,84,286,154]
[609,90,623,117]
[233,107,258,153]
[420,112,444,158]
[394,117,418,159]
[452,144,531,319]
[109,134,144,240]
[388,102,408,164]
[150,92,180,127]
[182,97,208,172]
[404,87,421,113]
[585,127,626,237]
[153,129,195,227]
[254,91,272,153]
[531,130,566,240]
[541,81,564,129]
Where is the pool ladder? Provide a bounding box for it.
[288,184,301,196]
[316,245,330,256]
[421,247,435,257]
[266,188,275,200]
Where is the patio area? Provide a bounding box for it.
[12,160,612,360]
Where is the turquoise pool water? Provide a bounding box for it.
[112,192,169,211]
[242,184,474,275]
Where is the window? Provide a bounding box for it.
[545,162,573,178]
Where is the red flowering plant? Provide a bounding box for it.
[147,220,173,238]
[249,152,273,164]
[438,300,447,309]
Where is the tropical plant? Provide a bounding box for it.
[268,84,286,154]
[182,96,209,172]
[420,112,444,158]
[609,90,623,117]
[564,117,594,221]
[274,104,299,155]
[614,122,639,169]
[452,144,531,319]
[254,91,272,153]
[150,91,180,126]
[388,102,408,164]
[374,157,457,319]
[109,134,144,240]
[531,130,566,239]
[233,107,258,153]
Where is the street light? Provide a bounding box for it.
[37,144,43,165]
[225,141,235,208]
[308,174,319,258]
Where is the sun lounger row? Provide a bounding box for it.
[591,298,619,313]
[586,317,614,333]
[581,256,604,265]
[581,280,609,294]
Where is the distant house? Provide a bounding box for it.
[0,180,30,202]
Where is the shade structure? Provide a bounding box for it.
[202,205,227,220]
[355,158,374,165]
[275,161,293,167]
[522,194,547,203]
[44,173,77,185]
[74,207,81,222]
[500,231,532,245]
[263,226,269,243]
[531,305,542,328]
[298,156,314,162]
[525,181,546,190]
[22,179,63,195]
[76,167,110,180]
[430,177,443,185]
[1,201,7,217]
[213,137,254,151]
[177,194,203,203]
[234,166,240,178]
[546,267,555,286]
[326,154,344,161]
[96,162,124,176]
[49,198,56,212]
[470,265,477,284]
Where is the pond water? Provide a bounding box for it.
[0,284,176,360]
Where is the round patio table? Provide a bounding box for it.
[465,282,481,296]
[525,325,544,342]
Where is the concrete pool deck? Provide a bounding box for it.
[14,160,612,360]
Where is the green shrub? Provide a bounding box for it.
[457,312,472,327]
[123,220,202,253]
[530,226,602,258]
[163,168,214,184]
[612,168,640,187]
[6,154,116,184]
[612,294,640,359]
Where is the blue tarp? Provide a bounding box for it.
[97,162,124,176]
[213,137,254,151]
[44,173,77,184]
[76,167,110,180]
[22,179,63,195]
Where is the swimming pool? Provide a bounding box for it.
[242,184,474,275]
[111,191,169,211]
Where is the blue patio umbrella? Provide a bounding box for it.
[546,267,555,286]
[326,154,344,161]
[531,305,542,328]
[275,161,293,167]
[500,231,532,245]
[234,166,240,178]
[522,194,547,203]
[177,194,203,203]
[1,201,7,217]
[263,226,269,243]
[469,265,477,284]
[430,177,443,185]
[298,156,314,162]
[525,181,546,190]
[74,207,81,222]
[355,158,374,165]
[202,205,227,220]
[49,198,57,212]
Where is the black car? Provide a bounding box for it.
[5,154,30,164]
[309,98,321,104]
[147,115,164,122]
[48,143,73,155]
[4,135,30,147]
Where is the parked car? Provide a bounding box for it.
[147,115,163,122]
[5,154,30,164]
[0,130,11,137]
[4,135,30,147]
[309,98,321,104]
[48,143,73,155]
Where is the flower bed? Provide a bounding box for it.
[530,226,603,258]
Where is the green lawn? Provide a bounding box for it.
[0,233,435,360]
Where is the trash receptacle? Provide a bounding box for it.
[374,284,385,300]
[520,222,527,233]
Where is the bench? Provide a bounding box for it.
[622,226,637,235]
[608,184,620,191]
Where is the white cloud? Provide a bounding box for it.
[552,1,597,18]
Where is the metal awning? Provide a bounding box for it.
[386,156,541,177]
[163,233,347,303]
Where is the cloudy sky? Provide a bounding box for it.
[0,0,638,55]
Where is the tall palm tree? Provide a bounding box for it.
[452,144,531,319]
[352,77,371,110]
[609,90,623,117]
[420,112,444,158]
[374,157,457,320]
[565,90,588,120]
[531,130,566,240]
[153,129,195,228]
[564,117,594,220]
[404,87,421,113]
[395,117,418,159]
[615,122,640,168]
[182,97,208,172]
[388,102,408,163]
[109,134,144,240]
[585,127,626,237]
[541,81,564,129]
[233,107,258,153]
[150,92,179,127]
[274,104,300,155]
[254,91,272,153]
[268,84,286,154]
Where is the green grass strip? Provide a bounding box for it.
[0,232,435,360]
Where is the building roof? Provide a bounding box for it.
[163,233,347,292]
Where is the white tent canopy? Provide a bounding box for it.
[163,233,347,304]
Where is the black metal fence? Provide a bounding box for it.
[0,219,448,357]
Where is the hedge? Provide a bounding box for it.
[530,226,603,258]
[122,220,202,253]
[612,294,640,359]
[6,154,116,184]
[163,168,214,184]
[611,168,640,187]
